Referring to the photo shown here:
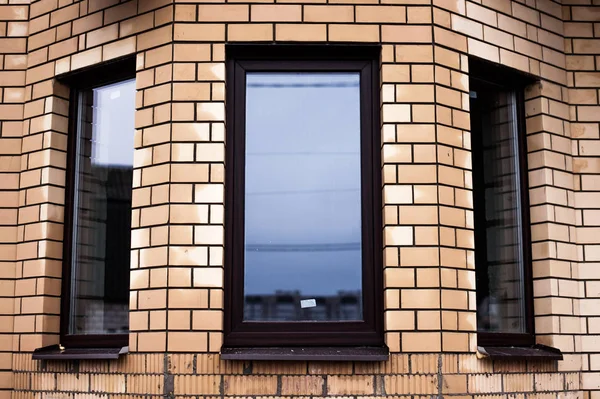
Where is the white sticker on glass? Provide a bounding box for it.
[300,299,317,308]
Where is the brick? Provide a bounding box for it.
[48,37,78,60]
[138,0,170,13]
[484,26,513,50]
[103,37,136,61]
[196,102,225,121]
[28,29,55,51]
[328,376,374,395]
[105,1,137,24]
[395,45,433,63]
[228,24,273,41]
[403,332,442,352]
[386,310,415,330]
[174,375,220,395]
[442,375,467,393]
[382,104,411,122]
[87,24,118,48]
[396,84,434,103]
[174,23,224,41]
[304,5,354,22]
[512,2,539,26]
[71,47,102,71]
[401,289,440,309]
[57,373,89,391]
[433,0,464,13]
[408,6,431,23]
[173,83,211,101]
[29,15,50,35]
[280,376,324,395]
[174,44,211,62]
[49,4,78,27]
[329,24,380,42]
[224,376,277,395]
[356,5,406,23]
[168,332,208,352]
[120,13,154,37]
[500,49,529,72]
[402,247,439,267]
[198,4,248,21]
[468,38,499,63]
[382,25,432,43]
[252,4,300,21]
[385,267,415,288]
[451,14,482,39]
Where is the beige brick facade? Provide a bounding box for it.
[0,0,599,398]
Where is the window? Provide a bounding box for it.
[60,59,136,348]
[224,45,383,350]
[469,58,535,348]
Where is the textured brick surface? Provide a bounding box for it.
[0,0,597,398]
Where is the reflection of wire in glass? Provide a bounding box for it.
[245,243,361,252]
[246,188,359,196]
[248,82,359,88]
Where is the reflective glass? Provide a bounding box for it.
[473,88,527,333]
[69,79,135,335]
[244,73,363,321]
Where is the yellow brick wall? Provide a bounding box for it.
[0,0,597,398]
[0,2,28,399]
[565,2,600,394]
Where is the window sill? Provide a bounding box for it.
[221,346,389,361]
[32,344,128,360]
[477,344,562,360]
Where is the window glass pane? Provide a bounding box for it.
[473,87,527,333]
[244,72,363,321]
[69,79,135,335]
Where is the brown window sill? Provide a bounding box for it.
[32,344,128,360]
[221,346,389,361]
[477,344,562,360]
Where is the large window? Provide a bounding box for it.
[224,46,383,349]
[469,58,535,348]
[61,60,136,348]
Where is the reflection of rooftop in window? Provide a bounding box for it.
[244,290,362,321]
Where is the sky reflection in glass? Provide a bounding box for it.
[243,72,363,321]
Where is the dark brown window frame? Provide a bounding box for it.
[59,57,136,349]
[223,45,384,348]
[469,57,536,348]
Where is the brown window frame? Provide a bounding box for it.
[223,45,384,348]
[469,57,536,348]
[59,57,136,349]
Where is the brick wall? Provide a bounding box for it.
[0,0,597,398]
[0,2,28,398]
[565,2,600,395]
